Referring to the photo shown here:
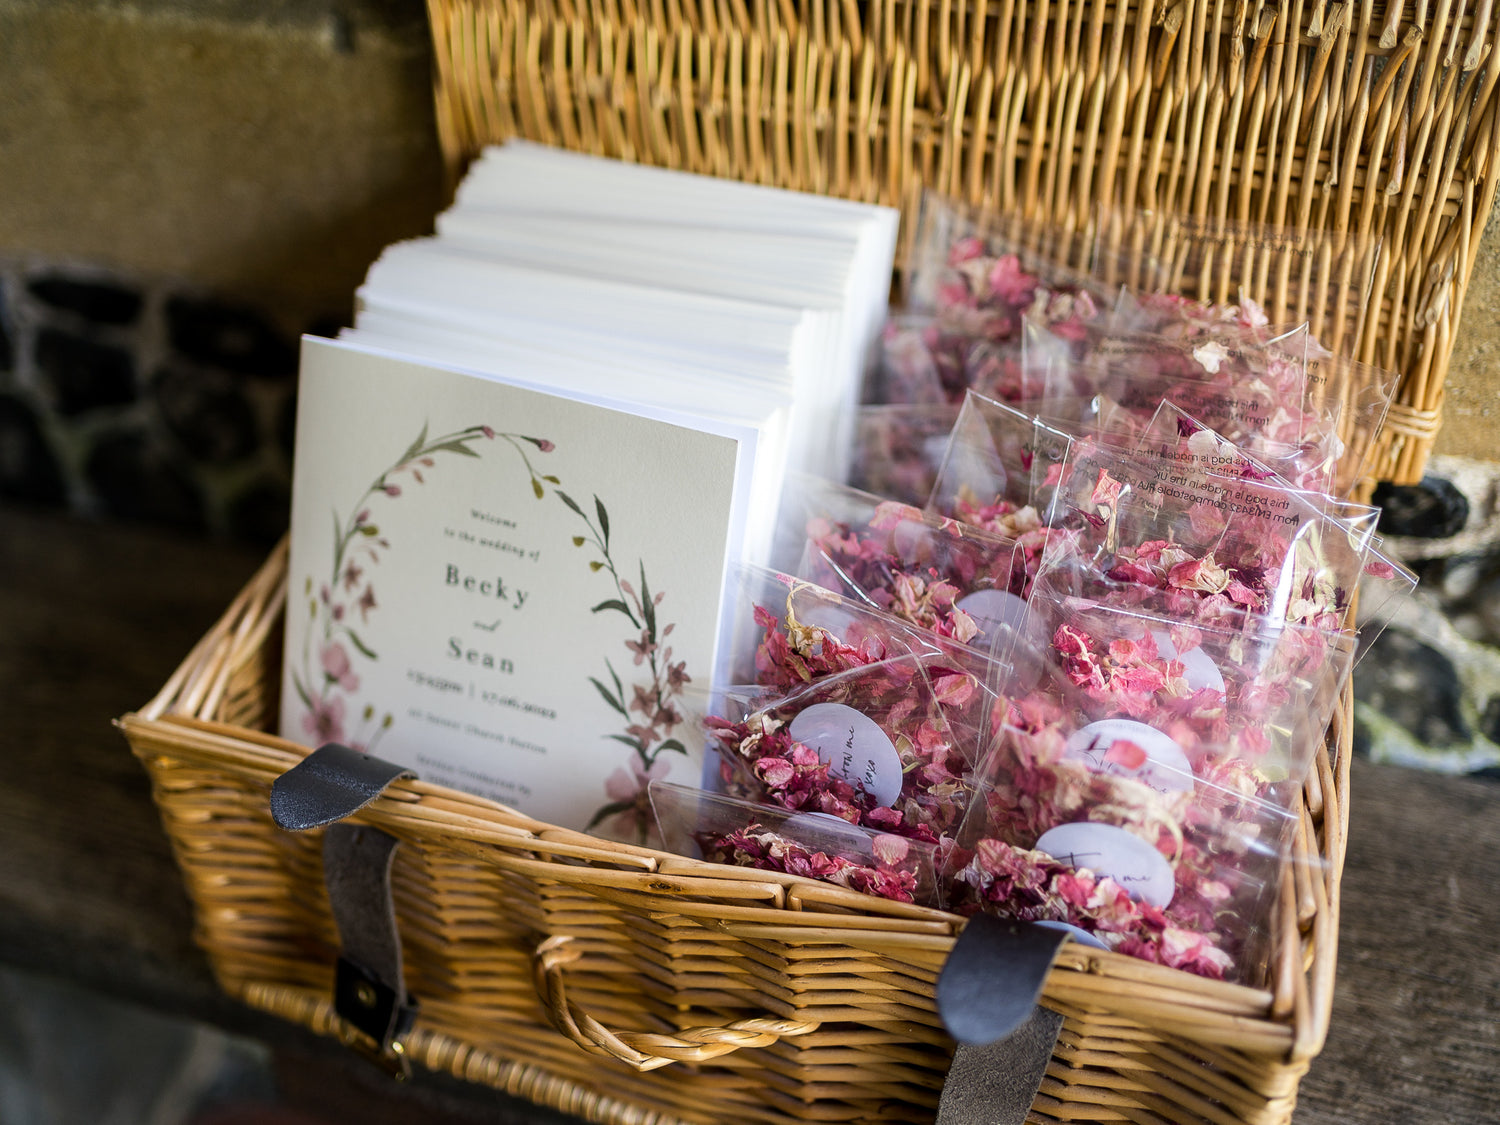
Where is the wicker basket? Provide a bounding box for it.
[121,539,1350,1125]
[428,0,1500,485]
[117,1,1483,1121]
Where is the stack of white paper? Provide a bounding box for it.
[283,143,896,835]
[343,140,897,565]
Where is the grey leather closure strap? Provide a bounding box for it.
[935,916,1070,1125]
[270,741,413,832]
[271,743,418,1077]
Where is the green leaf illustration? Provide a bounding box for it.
[591,598,631,616]
[608,734,646,752]
[653,738,688,758]
[585,799,638,832]
[290,670,313,709]
[639,560,656,637]
[344,629,378,660]
[589,675,627,717]
[400,423,429,464]
[427,440,480,458]
[606,659,626,706]
[556,490,586,521]
[595,496,610,549]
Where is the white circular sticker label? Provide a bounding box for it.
[789,703,904,808]
[1064,718,1194,795]
[1150,628,1226,693]
[1036,823,1175,908]
[956,589,1036,647]
[783,811,874,858]
[1032,920,1110,950]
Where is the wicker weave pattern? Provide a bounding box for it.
[121,541,1350,1125]
[428,0,1500,484]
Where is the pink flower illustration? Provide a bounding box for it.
[569,488,694,843]
[301,694,347,745]
[320,642,360,693]
[652,703,682,735]
[626,630,656,665]
[605,756,672,804]
[294,420,558,764]
[630,683,656,715]
[625,723,659,745]
[600,757,673,840]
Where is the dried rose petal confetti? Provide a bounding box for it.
[803,501,1022,642]
[947,838,1237,978]
[706,662,974,844]
[697,826,922,903]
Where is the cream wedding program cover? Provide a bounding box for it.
[282,339,741,839]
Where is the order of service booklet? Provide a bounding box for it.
[278,140,898,841]
[283,338,743,836]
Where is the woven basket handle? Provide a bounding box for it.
[531,935,820,1072]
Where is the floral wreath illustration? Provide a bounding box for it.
[292,422,689,843]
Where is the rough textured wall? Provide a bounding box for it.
[0,0,445,538]
[1441,208,1500,461]
[0,0,444,328]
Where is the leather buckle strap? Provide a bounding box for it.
[934,916,1070,1125]
[271,743,419,1076]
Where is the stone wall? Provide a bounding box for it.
[0,0,442,329]
[1359,459,1500,777]
[0,257,300,540]
[0,0,442,542]
[1438,211,1500,461]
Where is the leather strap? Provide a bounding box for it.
[325,824,418,1058]
[937,1007,1065,1125]
[270,741,413,831]
[270,743,418,1073]
[934,916,1070,1125]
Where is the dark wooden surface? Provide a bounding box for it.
[1,504,1496,1124]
